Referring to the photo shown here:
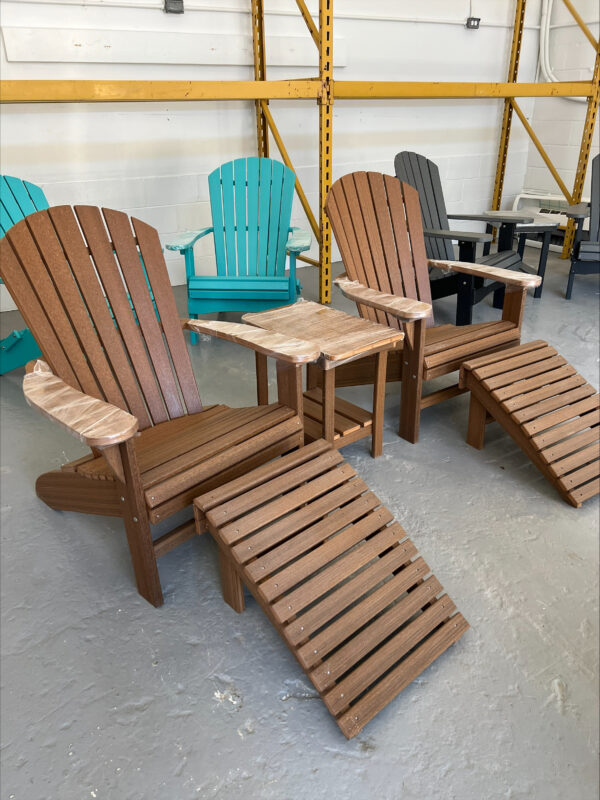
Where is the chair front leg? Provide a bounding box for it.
[276,360,304,418]
[117,439,164,608]
[501,284,528,331]
[399,319,425,444]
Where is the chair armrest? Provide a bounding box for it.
[428,258,542,288]
[184,320,320,364]
[334,276,432,321]
[564,203,590,220]
[448,211,534,225]
[287,227,311,254]
[23,360,138,448]
[424,228,493,243]
[165,227,214,252]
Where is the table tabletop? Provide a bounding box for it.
[243,300,404,366]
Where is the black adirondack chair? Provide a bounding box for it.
[395,151,556,325]
[565,154,599,300]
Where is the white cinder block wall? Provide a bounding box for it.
[523,0,599,199]
[1,0,592,313]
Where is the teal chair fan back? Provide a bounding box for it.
[209,157,296,278]
[1,175,49,237]
[0,176,48,373]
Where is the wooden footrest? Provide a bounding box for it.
[194,439,468,739]
[302,387,372,447]
[460,340,600,507]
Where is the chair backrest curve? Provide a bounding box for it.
[326,171,435,329]
[208,157,296,278]
[0,175,49,237]
[0,206,203,429]
[394,151,454,261]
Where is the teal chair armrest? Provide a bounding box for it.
[165,227,214,252]
[286,227,311,254]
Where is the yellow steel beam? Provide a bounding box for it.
[511,99,574,203]
[492,0,526,216]
[251,0,269,158]
[562,50,600,257]
[260,100,320,240]
[333,80,593,98]
[318,0,333,304]
[1,80,594,104]
[0,80,321,103]
[561,0,600,51]
[296,0,320,48]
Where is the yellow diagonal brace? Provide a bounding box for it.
[296,0,320,48]
[260,100,320,241]
[561,0,600,51]
[511,99,574,203]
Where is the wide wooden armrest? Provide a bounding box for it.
[428,258,542,288]
[185,320,320,363]
[424,228,493,243]
[334,276,432,321]
[23,360,138,448]
[287,227,312,253]
[564,203,590,220]
[448,211,534,225]
[165,227,214,252]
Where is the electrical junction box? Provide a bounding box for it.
[466,17,481,29]
[164,0,184,12]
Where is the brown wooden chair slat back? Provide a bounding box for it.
[0,206,203,429]
[326,172,435,329]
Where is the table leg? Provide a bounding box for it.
[371,350,387,458]
[322,368,335,443]
[255,352,269,405]
[466,392,487,450]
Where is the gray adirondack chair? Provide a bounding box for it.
[394,152,556,324]
[564,154,599,300]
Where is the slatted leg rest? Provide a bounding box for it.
[460,340,600,508]
[193,439,468,739]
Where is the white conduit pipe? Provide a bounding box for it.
[539,0,586,103]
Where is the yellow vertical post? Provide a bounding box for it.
[318,0,333,304]
[491,0,526,212]
[561,50,599,257]
[251,0,269,158]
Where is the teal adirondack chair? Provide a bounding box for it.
[166,158,310,343]
[0,176,46,373]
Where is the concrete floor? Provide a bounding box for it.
[1,249,598,800]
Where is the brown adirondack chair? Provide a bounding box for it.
[0,206,319,607]
[322,172,541,443]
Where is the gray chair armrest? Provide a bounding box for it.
[424,228,493,243]
[564,203,590,220]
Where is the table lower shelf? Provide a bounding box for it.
[302,387,373,449]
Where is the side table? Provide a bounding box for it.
[243,301,404,457]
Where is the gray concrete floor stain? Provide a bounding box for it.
[1,250,598,800]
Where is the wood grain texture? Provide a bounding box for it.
[195,441,468,739]
[243,300,403,365]
[334,276,431,321]
[23,360,138,448]
[462,341,599,507]
[428,258,542,288]
[186,319,320,363]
